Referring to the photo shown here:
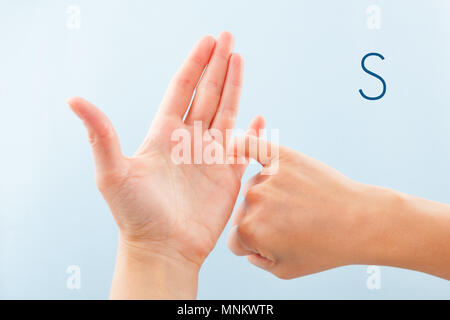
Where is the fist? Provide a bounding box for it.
[227,136,374,279]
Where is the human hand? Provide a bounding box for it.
[227,137,367,278]
[68,32,265,298]
[227,136,450,280]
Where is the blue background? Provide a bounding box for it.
[0,0,449,299]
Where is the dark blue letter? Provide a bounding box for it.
[359,52,386,100]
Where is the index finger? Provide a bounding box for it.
[158,35,216,119]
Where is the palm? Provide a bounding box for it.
[69,33,263,266]
[118,117,243,261]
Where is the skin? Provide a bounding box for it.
[68,32,265,299]
[228,135,450,280]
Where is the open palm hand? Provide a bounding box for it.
[68,32,264,269]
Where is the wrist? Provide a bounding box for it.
[352,185,450,279]
[118,235,203,271]
[110,235,201,299]
[351,184,405,265]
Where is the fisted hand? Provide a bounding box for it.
[227,135,370,279]
[227,135,450,280]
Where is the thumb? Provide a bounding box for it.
[235,115,265,177]
[67,96,125,179]
[230,131,279,175]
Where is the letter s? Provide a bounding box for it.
[359,52,386,101]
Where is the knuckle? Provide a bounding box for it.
[230,78,243,88]
[190,53,205,66]
[174,76,196,91]
[87,130,97,147]
[199,79,221,95]
[244,184,266,203]
[217,106,236,121]
[97,124,115,140]
[88,122,115,148]
[215,48,230,61]
[236,217,256,244]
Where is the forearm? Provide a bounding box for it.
[359,185,450,279]
[110,237,200,299]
